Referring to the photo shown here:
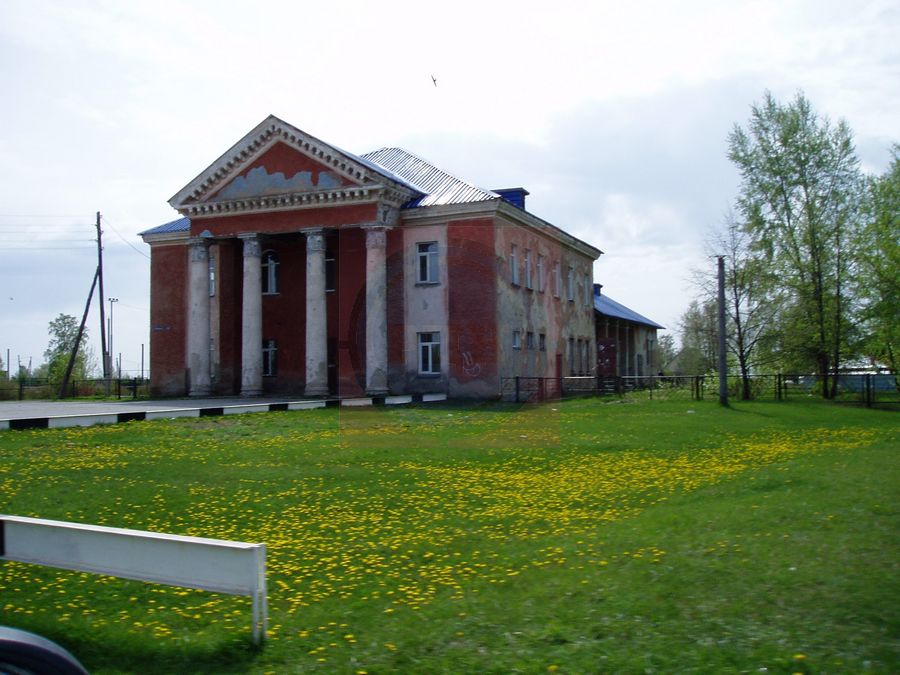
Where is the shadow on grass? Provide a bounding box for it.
[5,620,262,674]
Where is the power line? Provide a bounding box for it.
[102,215,150,260]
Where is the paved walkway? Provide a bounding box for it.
[0,394,447,431]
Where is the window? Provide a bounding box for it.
[537,255,545,293]
[325,251,336,292]
[417,242,439,284]
[262,251,279,294]
[263,339,277,376]
[512,330,522,350]
[567,266,575,302]
[510,244,519,285]
[539,333,546,352]
[524,250,533,289]
[418,332,441,375]
[553,262,561,298]
[526,331,535,350]
[582,340,590,375]
[568,337,575,373]
[208,254,216,297]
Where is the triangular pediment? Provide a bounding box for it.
[169,115,420,216]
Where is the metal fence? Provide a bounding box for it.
[500,375,705,403]
[501,373,898,409]
[0,377,151,402]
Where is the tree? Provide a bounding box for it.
[728,91,863,397]
[43,314,93,383]
[652,334,678,373]
[676,300,718,375]
[856,145,900,376]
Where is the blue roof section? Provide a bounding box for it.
[360,147,500,208]
[140,216,190,237]
[594,290,665,329]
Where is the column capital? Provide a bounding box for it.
[188,237,210,262]
[303,228,326,252]
[238,233,261,257]
[362,225,391,249]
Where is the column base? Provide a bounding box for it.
[304,385,329,397]
[366,388,389,397]
[189,387,211,397]
[240,388,263,397]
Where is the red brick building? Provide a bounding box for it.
[141,116,601,398]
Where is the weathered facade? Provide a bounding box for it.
[141,116,601,398]
[593,285,664,377]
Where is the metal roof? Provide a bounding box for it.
[140,216,190,236]
[594,291,665,329]
[360,147,501,208]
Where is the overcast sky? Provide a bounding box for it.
[1,0,897,377]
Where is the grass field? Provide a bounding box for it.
[1,398,897,674]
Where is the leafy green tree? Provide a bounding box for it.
[676,300,718,375]
[652,333,678,374]
[728,91,863,397]
[856,146,900,377]
[696,213,784,398]
[43,313,93,383]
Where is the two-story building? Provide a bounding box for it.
[141,115,601,398]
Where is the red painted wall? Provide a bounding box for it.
[447,218,498,396]
[148,244,188,396]
[216,239,243,393]
[209,141,354,201]
[334,228,367,397]
[259,233,306,394]
[386,228,405,390]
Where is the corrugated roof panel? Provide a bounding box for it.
[594,292,665,329]
[360,147,500,207]
[140,216,191,236]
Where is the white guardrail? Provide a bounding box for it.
[0,515,267,644]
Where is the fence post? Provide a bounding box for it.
[865,374,872,408]
[18,378,24,401]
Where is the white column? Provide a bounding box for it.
[304,229,328,396]
[240,234,263,396]
[187,239,211,396]
[364,226,390,395]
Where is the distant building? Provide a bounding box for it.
[593,285,664,377]
[141,116,601,398]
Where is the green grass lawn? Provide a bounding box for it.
[1,398,897,673]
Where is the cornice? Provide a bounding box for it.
[141,230,190,246]
[180,184,410,218]
[400,201,603,260]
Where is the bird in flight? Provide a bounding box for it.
[431,75,437,87]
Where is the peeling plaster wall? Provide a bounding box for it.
[401,224,449,394]
[494,221,596,381]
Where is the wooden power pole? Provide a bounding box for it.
[96,212,110,379]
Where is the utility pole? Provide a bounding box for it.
[717,256,729,407]
[59,267,100,398]
[96,212,109,379]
